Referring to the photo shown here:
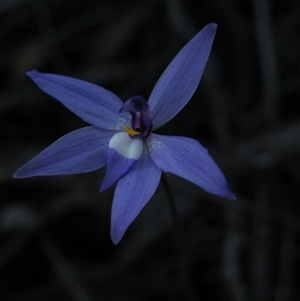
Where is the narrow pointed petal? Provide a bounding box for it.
[100,132,143,191]
[14,127,114,178]
[111,152,162,244]
[148,23,217,129]
[148,134,235,199]
[27,70,127,130]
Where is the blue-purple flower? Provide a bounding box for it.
[14,23,235,244]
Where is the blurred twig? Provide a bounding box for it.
[223,209,249,301]
[253,0,279,126]
[29,0,70,72]
[222,123,300,173]
[251,177,272,301]
[39,235,93,301]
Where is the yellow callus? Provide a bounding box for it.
[125,125,140,137]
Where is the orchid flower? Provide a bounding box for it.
[14,23,235,244]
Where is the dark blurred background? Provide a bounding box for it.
[1,0,300,300]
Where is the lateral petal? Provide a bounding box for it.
[14,126,114,178]
[148,134,235,199]
[111,151,162,244]
[100,132,144,191]
[148,23,217,129]
[27,70,127,130]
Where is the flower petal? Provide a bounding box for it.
[27,70,127,130]
[100,132,144,191]
[148,134,235,199]
[14,126,113,178]
[148,23,217,129]
[111,151,162,244]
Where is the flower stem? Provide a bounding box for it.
[161,173,198,301]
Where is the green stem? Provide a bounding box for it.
[161,173,198,301]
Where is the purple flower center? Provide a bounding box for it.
[120,95,153,138]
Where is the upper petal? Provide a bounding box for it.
[100,132,144,191]
[27,70,127,130]
[148,134,235,199]
[111,151,162,244]
[148,23,217,129]
[14,126,114,178]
